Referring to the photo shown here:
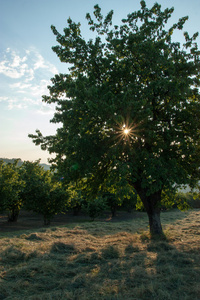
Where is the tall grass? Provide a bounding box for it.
[0,209,200,299]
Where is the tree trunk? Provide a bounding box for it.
[134,184,163,237]
[7,208,19,222]
[146,206,163,236]
[111,205,117,217]
[44,216,51,225]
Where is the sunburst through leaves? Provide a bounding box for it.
[114,119,141,145]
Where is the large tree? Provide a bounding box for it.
[29,1,200,236]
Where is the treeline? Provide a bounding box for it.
[0,158,50,170]
[0,160,66,225]
[0,160,199,225]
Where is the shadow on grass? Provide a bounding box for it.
[0,235,199,300]
[0,209,191,236]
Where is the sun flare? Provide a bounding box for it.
[114,120,141,145]
[124,128,130,135]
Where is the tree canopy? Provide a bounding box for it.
[29,1,200,236]
[0,160,25,221]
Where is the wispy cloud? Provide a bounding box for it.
[33,50,58,74]
[0,48,57,80]
[0,47,58,114]
[0,48,31,79]
[7,99,28,110]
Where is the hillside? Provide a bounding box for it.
[0,158,50,171]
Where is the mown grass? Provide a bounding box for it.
[0,209,200,300]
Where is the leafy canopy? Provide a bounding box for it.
[29,1,200,199]
[0,160,25,221]
[20,160,68,225]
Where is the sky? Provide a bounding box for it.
[0,0,200,163]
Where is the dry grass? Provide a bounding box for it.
[0,209,200,300]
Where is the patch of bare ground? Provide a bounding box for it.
[0,209,199,300]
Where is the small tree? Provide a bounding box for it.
[21,161,68,225]
[85,197,107,221]
[0,160,25,222]
[29,1,200,236]
[67,183,86,216]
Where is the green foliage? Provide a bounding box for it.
[191,195,200,208]
[103,192,118,217]
[0,158,23,166]
[67,181,86,215]
[135,194,145,211]
[174,192,199,210]
[85,197,107,221]
[29,1,200,235]
[122,193,138,213]
[192,184,200,208]
[20,161,68,225]
[0,160,25,221]
[0,157,50,170]
[160,188,177,210]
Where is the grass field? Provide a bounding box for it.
[0,209,200,300]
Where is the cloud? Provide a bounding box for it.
[7,99,28,110]
[0,47,59,114]
[0,48,29,79]
[0,48,58,80]
[33,50,58,74]
[36,102,56,115]
[0,96,9,103]
[10,79,50,98]
[0,94,55,114]
[11,82,32,91]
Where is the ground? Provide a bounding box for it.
[0,210,143,233]
[0,209,199,299]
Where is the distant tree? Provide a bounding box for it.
[29,1,200,236]
[122,192,138,213]
[85,196,107,221]
[0,160,25,221]
[97,173,137,217]
[21,161,68,225]
[67,181,86,216]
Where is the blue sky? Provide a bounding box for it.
[0,0,200,163]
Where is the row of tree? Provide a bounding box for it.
[0,160,67,225]
[0,159,139,224]
[1,159,198,225]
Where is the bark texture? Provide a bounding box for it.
[134,183,163,236]
[146,207,163,236]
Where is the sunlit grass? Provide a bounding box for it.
[0,209,200,299]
